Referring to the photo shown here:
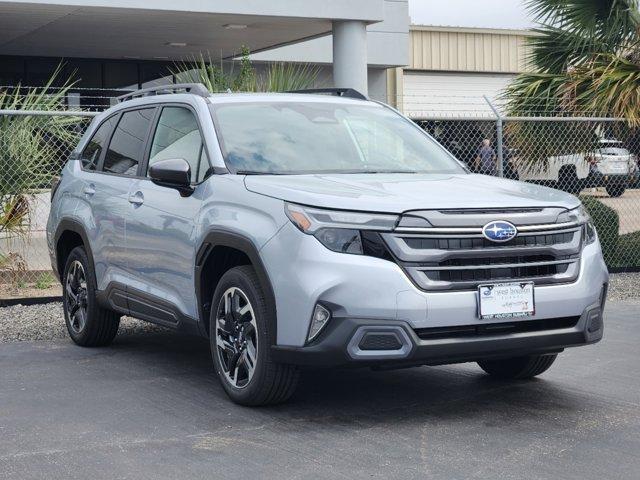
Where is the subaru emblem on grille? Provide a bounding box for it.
[482,221,518,242]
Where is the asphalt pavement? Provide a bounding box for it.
[1,302,639,480]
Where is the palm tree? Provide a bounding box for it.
[503,0,640,172]
[506,0,640,121]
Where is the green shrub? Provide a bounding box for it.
[579,195,619,265]
[614,232,640,269]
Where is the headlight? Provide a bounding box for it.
[556,205,590,224]
[315,228,363,254]
[556,205,596,244]
[285,203,398,254]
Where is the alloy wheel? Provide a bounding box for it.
[65,260,88,334]
[215,287,258,389]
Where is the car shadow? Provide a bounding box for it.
[106,329,590,426]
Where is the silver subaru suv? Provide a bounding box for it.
[47,84,608,406]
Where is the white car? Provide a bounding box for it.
[518,139,635,197]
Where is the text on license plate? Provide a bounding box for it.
[478,282,535,319]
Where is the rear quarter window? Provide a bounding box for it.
[78,116,117,171]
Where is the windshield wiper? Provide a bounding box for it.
[234,170,287,175]
[349,170,419,174]
[235,169,420,175]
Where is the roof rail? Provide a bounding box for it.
[117,83,210,102]
[287,88,368,100]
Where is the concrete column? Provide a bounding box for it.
[332,20,368,96]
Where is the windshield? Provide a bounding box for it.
[210,101,466,175]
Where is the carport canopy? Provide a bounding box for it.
[0,0,381,92]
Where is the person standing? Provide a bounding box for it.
[475,139,497,176]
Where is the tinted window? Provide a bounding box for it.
[103,108,155,176]
[149,107,208,183]
[79,116,116,171]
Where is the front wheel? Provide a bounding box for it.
[210,265,299,406]
[477,354,557,380]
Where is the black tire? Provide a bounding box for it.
[62,246,120,347]
[605,184,626,197]
[209,265,299,406]
[557,167,581,194]
[477,354,557,380]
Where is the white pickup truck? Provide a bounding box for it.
[517,139,637,197]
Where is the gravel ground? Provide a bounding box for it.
[1,272,639,343]
[0,302,165,343]
[607,272,640,302]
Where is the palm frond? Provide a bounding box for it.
[563,54,640,125]
[526,0,640,66]
[503,72,568,116]
[528,25,610,72]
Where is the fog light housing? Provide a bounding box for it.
[307,304,331,342]
[587,308,603,333]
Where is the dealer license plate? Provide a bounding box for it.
[478,282,535,319]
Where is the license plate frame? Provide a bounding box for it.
[478,282,535,319]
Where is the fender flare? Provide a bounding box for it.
[195,229,277,340]
[53,218,95,282]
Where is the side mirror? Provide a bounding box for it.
[149,158,193,196]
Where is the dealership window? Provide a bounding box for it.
[26,58,61,86]
[0,57,23,86]
[104,62,139,89]
[141,63,174,89]
[0,56,178,105]
[63,60,102,88]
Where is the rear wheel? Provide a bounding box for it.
[210,265,299,406]
[605,183,626,197]
[62,246,120,347]
[477,354,557,380]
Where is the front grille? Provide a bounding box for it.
[414,316,580,341]
[381,216,583,291]
[403,232,574,251]
[359,333,404,351]
[427,261,571,284]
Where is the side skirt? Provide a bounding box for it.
[96,282,202,337]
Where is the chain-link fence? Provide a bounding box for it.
[2,101,640,300]
[414,115,640,271]
[1,110,95,299]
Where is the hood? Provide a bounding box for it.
[244,173,580,213]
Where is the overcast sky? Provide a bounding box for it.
[408,0,534,30]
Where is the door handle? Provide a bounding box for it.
[83,183,96,196]
[128,191,144,206]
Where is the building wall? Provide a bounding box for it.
[390,26,535,116]
[250,0,409,68]
[409,26,533,74]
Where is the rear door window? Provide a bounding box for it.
[103,108,155,176]
[79,116,116,171]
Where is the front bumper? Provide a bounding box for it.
[271,302,605,368]
[262,223,609,348]
[586,171,630,187]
